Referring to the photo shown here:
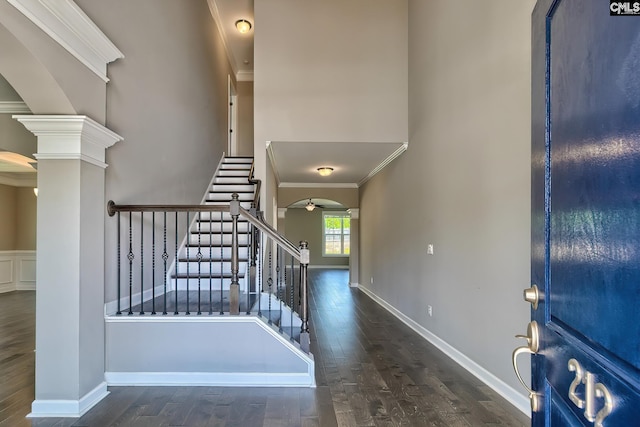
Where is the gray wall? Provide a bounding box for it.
[0,183,36,250]
[253,0,408,220]
[72,0,235,302]
[0,74,21,100]
[0,113,36,159]
[237,81,254,157]
[359,0,534,397]
[284,208,349,267]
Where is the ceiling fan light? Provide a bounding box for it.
[305,199,316,211]
[235,19,252,34]
[317,167,334,177]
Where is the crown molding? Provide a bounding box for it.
[13,115,122,166]
[237,70,254,82]
[7,0,123,82]
[279,182,359,189]
[358,142,408,187]
[206,0,239,79]
[0,101,31,114]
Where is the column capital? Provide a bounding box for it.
[277,208,287,219]
[347,208,359,219]
[13,115,122,168]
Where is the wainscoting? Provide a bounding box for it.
[0,251,36,293]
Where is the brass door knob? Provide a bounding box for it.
[523,284,539,310]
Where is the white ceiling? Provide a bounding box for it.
[209,0,254,81]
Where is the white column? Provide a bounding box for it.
[277,207,287,235]
[348,208,360,287]
[14,115,122,417]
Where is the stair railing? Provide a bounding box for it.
[107,194,311,353]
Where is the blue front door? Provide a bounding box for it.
[527,0,640,425]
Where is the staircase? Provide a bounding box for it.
[106,158,314,387]
[172,157,256,294]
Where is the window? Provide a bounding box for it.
[323,212,350,256]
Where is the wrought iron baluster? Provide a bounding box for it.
[162,212,168,315]
[128,212,133,315]
[209,212,213,315]
[197,211,202,315]
[174,212,178,315]
[185,210,190,315]
[299,241,310,353]
[140,212,145,315]
[117,212,121,315]
[246,221,251,314]
[258,229,262,317]
[277,246,282,332]
[151,212,156,315]
[220,211,224,315]
[290,254,294,340]
[267,239,273,323]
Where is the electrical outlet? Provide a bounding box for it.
[428,305,433,317]
[427,244,434,255]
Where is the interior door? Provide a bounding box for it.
[516,0,640,425]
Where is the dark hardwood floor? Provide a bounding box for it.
[1,270,529,426]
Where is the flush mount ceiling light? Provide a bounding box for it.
[305,199,316,212]
[235,19,252,34]
[317,167,334,177]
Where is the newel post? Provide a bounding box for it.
[229,193,240,315]
[299,241,310,353]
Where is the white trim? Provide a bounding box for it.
[0,250,36,292]
[29,381,108,418]
[279,182,359,189]
[357,285,531,417]
[308,265,349,270]
[34,153,107,168]
[7,0,123,82]
[266,141,282,187]
[0,101,31,113]
[237,70,254,82]
[358,142,408,187]
[206,0,238,79]
[14,115,123,166]
[349,282,360,288]
[105,372,314,388]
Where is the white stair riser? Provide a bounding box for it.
[181,247,250,259]
[220,163,251,170]
[217,169,249,177]
[214,177,249,185]
[175,262,247,275]
[204,201,253,209]
[188,234,250,246]
[196,212,250,221]
[192,222,250,233]
[210,184,255,193]
[206,193,254,202]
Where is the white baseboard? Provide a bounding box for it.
[0,250,36,293]
[357,285,530,417]
[105,372,315,387]
[308,265,349,269]
[29,381,108,418]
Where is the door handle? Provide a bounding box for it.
[512,321,541,412]
[523,284,540,309]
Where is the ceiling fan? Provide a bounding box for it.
[305,198,326,212]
